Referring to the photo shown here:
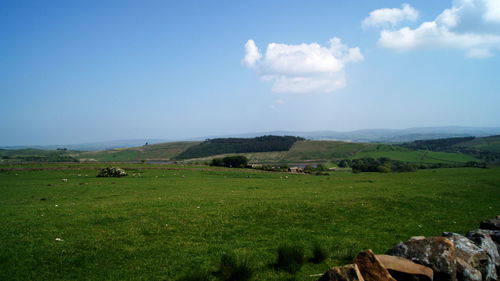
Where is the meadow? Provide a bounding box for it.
[1,164,499,281]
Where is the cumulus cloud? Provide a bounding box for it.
[368,0,500,58]
[243,38,363,94]
[362,3,419,28]
[242,39,262,67]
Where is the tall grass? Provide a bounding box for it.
[310,243,329,264]
[217,253,253,281]
[276,245,305,273]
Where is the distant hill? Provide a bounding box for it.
[190,126,500,143]
[0,148,78,162]
[1,137,488,166]
[401,135,500,162]
[77,141,200,162]
[175,136,304,159]
[0,139,169,151]
[186,141,480,165]
[3,126,500,151]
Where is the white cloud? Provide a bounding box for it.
[243,38,363,94]
[369,0,500,58]
[484,0,500,22]
[362,3,419,28]
[242,39,262,67]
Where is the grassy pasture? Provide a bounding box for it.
[284,141,371,161]
[78,142,200,162]
[456,135,500,153]
[351,150,480,164]
[1,164,499,281]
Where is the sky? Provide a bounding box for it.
[1,0,500,145]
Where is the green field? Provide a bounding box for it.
[350,145,480,164]
[1,164,499,281]
[78,142,200,162]
[456,135,500,153]
[283,140,371,161]
[72,140,483,166]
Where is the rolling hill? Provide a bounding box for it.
[4,134,500,166]
[77,141,200,162]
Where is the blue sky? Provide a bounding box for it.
[1,0,499,145]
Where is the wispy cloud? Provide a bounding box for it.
[243,38,363,94]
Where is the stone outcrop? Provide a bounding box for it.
[96,167,127,177]
[316,217,500,281]
[318,264,365,281]
[387,236,457,281]
[456,258,482,281]
[377,254,433,281]
[442,232,496,281]
[479,217,500,231]
[467,229,500,253]
[354,250,396,281]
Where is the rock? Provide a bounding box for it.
[410,236,426,241]
[353,250,396,281]
[376,254,433,281]
[456,258,482,281]
[96,167,127,177]
[318,264,365,281]
[387,236,457,281]
[442,232,496,281]
[467,229,500,250]
[480,218,500,230]
[465,230,500,279]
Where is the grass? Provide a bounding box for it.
[284,141,371,161]
[456,135,500,153]
[177,270,213,281]
[310,243,329,264]
[0,164,499,280]
[350,147,480,164]
[217,253,253,281]
[77,141,200,162]
[276,245,305,274]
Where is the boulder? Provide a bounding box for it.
[318,264,365,281]
[96,167,127,177]
[466,229,500,252]
[465,230,500,279]
[376,254,433,281]
[442,232,496,281]
[479,217,500,231]
[353,250,396,281]
[456,258,482,281]
[387,236,457,281]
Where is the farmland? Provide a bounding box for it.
[47,139,483,167]
[1,163,499,281]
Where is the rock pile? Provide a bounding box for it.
[96,167,128,177]
[318,216,500,281]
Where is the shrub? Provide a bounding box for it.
[276,244,305,273]
[96,167,127,177]
[210,156,249,168]
[310,243,329,264]
[218,253,253,281]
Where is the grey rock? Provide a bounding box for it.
[480,218,500,231]
[466,230,500,278]
[442,232,496,281]
[387,236,457,281]
[318,264,366,281]
[456,258,482,281]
